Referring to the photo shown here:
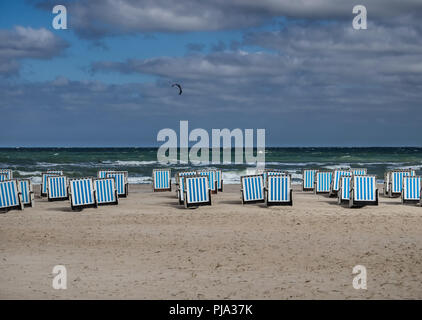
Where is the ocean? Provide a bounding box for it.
[1,147,421,185]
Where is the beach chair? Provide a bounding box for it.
[265,174,292,206]
[69,178,97,211]
[152,169,171,192]
[387,170,413,198]
[337,176,352,205]
[94,178,118,206]
[216,169,223,192]
[315,171,333,194]
[330,170,352,197]
[197,170,217,194]
[0,169,13,180]
[351,168,367,176]
[176,171,196,205]
[302,169,317,191]
[98,170,115,178]
[240,174,265,204]
[18,179,34,207]
[0,173,7,182]
[183,175,211,208]
[349,175,378,208]
[0,180,23,212]
[106,171,129,197]
[41,171,63,197]
[401,176,421,205]
[47,176,69,201]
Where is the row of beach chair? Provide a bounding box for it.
[1,169,129,212]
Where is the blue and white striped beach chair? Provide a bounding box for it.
[69,178,97,211]
[41,171,63,197]
[0,169,13,180]
[401,176,421,205]
[106,171,128,197]
[388,170,413,198]
[98,170,115,179]
[337,176,352,205]
[240,175,265,204]
[152,169,171,192]
[18,179,34,207]
[0,180,23,212]
[349,175,378,208]
[183,175,211,208]
[315,171,333,194]
[216,169,223,192]
[265,174,292,206]
[47,176,69,201]
[197,170,217,194]
[330,170,352,197]
[0,173,7,182]
[351,168,367,176]
[302,169,317,191]
[176,171,196,204]
[94,178,118,206]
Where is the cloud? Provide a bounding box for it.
[34,0,422,39]
[0,26,68,76]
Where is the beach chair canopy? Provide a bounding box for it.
[197,170,217,192]
[315,171,332,193]
[69,178,96,209]
[390,170,412,194]
[18,179,34,206]
[94,178,118,205]
[352,175,377,202]
[351,168,367,176]
[332,170,352,192]
[266,174,292,205]
[152,169,171,191]
[41,172,62,195]
[184,175,211,206]
[0,169,13,180]
[402,176,421,201]
[106,171,128,196]
[303,169,317,190]
[339,176,352,201]
[0,180,23,211]
[241,175,264,203]
[47,176,68,200]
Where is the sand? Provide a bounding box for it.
[0,184,421,299]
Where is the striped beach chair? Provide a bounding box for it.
[337,176,352,205]
[349,175,378,208]
[240,174,265,205]
[47,176,69,201]
[0,173,8,182]
[98,170,115,178]
[41,171,63,197]
[69,178,97,211]
[197,170,217,194]
[315,171,333,194]
[106,171,128,197]
[152,169,171,192]
[176,171,196,205]
[302,169,317,191]
[388,170,413,198]
[0,180,23,212]
[216,169,223,192]
[18,179,34,207]
[330,170,352,197]
[351,168,367,176]
[183,175,211,208]
[0,169,13,180]
[265,174,292,206]
[94,178,118,206]
[401,176,421,205]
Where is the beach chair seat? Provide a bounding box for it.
[0,169,13,180]
[315,171,333,194]
[41,171,63,197]
[302,169,317,191]
[337,176,351,205]
[106,171,128,197]
[176,171,196,204]
[388,170,413,198]
[240,174,265,204]
[216,169,223,192]
[47,176,69,201]
[18,179,34,207]
[265,174,292,206]
[197,170,217,194]
[351,168,367,176]
[330,170,352,197]
[349,175,378,208]
[69,178,97,211]
[94,178,118,206]
[0,180,23,212]
[152,169,171,192]
[183,175,211,208]
[401,176,421,205]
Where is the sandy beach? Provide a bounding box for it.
[0,184,421,299]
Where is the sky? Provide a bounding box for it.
[0,0,421,147]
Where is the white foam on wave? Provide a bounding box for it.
[128,176,152,184]
[16,170,43,176]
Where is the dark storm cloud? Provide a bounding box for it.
[0,26,68,76]
[34,0,422,39]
